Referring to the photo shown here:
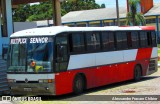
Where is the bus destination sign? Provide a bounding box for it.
[10,37,49,44]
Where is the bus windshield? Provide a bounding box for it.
[7,37,53,73]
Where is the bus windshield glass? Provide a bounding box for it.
[7,37,53,73]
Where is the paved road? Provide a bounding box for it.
[1,68,160,104]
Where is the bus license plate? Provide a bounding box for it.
[24,88,32,91]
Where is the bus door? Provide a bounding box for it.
[55,35,69,72]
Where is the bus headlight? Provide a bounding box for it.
[39,79,54,83]
[8,79,16,83]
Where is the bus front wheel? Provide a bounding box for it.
[134,65,142,81]
[73,74,84,94]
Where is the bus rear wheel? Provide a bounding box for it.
[134,65,142,81]
[73,74,84,94]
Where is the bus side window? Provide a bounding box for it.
[116,31,128,50]
[102,31,115,51]
[86,32,101,51]
[71,33,85,53]
[147,31,152,47]
[151,31,157,47]
[140,31,147,48]
[130,32,139,48]
[127,32,132,48]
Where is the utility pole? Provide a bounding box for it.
[116,0,120,26]
[52,0,62,26]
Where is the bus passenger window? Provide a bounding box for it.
[147,32,152,47]
[71,33,85,53]
[140,31,147,47]
[86,32,101,51]
[127,32,132,48]
[151,31,157,47]
[131,32,139,48]
[102,32,115,51]
[116,32,128,50]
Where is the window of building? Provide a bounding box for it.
[101,31,115,51]
[86,32,101,51]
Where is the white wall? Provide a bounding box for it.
[13,22,37,32]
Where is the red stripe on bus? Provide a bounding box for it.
[140,26,155,31]
[55,62,136,95]
[136,48,153,76]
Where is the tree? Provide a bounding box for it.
[126,0,146,26]
[101,4,106,8]
[13,4,31,22]
[27,1,53,21]
[61,0,100,13]
[13,0,101,22]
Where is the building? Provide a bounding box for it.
[62,0,160,38]
[62,7,127,27]
[127,0,153,13]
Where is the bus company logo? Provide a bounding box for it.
[2,96,12,101]
[25,78,28,83]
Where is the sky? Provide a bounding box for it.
[95,0,160,8]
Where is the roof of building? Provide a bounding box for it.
[34,3,160,26]
[11,26,155,38]
[62,7,127,23]
[144,3,160,16]
[62,3,160,24]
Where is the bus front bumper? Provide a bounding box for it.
[9,83,55,95]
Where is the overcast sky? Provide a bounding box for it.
[95,0,160,8]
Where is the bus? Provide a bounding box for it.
[7,26,158,95]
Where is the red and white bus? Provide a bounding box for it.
[7,26,157,95]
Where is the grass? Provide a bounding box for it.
[158,44,160,49]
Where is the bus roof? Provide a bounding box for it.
[10,26,155,38]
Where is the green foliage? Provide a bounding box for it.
[27,2,53,21]
[13,0,101,22]
[13,4,31,22]
[101,4,106,8]
[126,0,146,26]
[158,44,160,48]
[61,0,100,13]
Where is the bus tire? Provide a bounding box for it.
[73,74,84,94]
[134,65,142,81]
